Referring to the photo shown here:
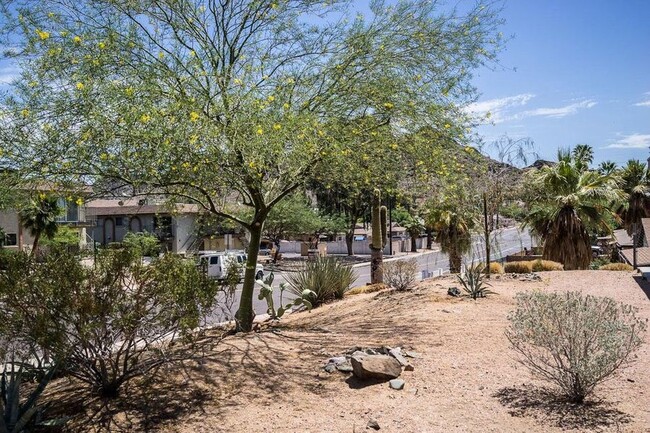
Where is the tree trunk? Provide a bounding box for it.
[235,221,263,332]
[410,235,417,252]
[426,228,433,250]
[345,229,354,256]
[449,248,462,274]
[370,247,383,284]
[30,232,41,257]
[273,239,281,264]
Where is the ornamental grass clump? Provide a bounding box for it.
[531,259,564,272]
[504,261,533,274]
[506,291,646,403]
[599,263,633,271]
[285,258,357,307]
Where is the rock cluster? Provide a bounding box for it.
[322,346,416,388]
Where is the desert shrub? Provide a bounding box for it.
[383,259,418,291]
[40,226,80,250]
[345,284,388,296]
[599,263,633,271]
[531,259,563,272]
[457,265,495,299]
[285,258,357,307]
[487,262,504,274]
[122,231,161,257]
[506,291,647,403]
[590,257,610,270]
[0,249,219,398]
[504,261,533,273]
[474,262,504,275]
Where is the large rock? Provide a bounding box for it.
[350,354,402,380]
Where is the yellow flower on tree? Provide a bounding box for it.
[189,111,200,122]
[98,41,106,49]
[35,29,50,40]
[256,127,264,135]
[140,113,151,123]
[20,108,30,117]
[76,82,85,90]
[273,123,281,130]
[73,35,82,44]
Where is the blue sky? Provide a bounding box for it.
[1,1,648,167]
[466,0,650,166]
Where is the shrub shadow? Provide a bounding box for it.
[493,385,632,430]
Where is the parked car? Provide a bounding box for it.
[197,251,264,281]
[591,245,604,258]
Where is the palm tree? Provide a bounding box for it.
[524,148,623,270]
[424,193,477,273]
[618,159,650,240]
[19,196,61,256]
[597,160,617,176]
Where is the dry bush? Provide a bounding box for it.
[383,258,418,291]
[485,262,504,274]
[504,261,533,273]
[346,283,388,296]
[599,263,633,271]
[506,291,647,403]
[531,259,564,272]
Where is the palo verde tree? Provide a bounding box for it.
[1,0,505,331]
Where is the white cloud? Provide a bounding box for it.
[634,93,650,107]
[520,100,597,119]
[604,133,650,149]
[465,93,535,123]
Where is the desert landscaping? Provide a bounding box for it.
[42,270,649,433]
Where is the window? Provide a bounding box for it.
[55,197,80,222]
[5,233,17,246]
[115,217,125,227]
[209,256,220,265]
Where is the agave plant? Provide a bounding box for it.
[457,265,495,299]
[1,360,57,433]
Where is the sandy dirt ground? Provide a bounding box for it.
[48,270,650,433]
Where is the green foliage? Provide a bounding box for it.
[531,259,564,272]
[383,259,418,291]
[256,273,314,320]
[523,145,624,270]
[504,261,533,273]
[498,202,527,221]
[39,226,79,249]
[121,231,161,257]
[599,263,633,271]
[457,265,495,299]
[0,227,5,248]
[506,291,647,403]
[0,360,57,433]
[0,249,219,397]
[285,258,357,307]
[0,0,506,332]
[617,159,650,238]
[589,257,610,270]
[18,196,61,256]
[424,182,479,273]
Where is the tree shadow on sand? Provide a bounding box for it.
[493,385,632,431]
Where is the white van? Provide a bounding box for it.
[197,251,264,281]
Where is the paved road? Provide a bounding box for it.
[206,226,533,325]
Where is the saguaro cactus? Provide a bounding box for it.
[370,189,388,284]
